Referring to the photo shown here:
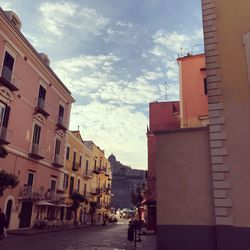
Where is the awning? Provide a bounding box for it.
[36,200,55,206]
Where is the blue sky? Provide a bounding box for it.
[1,0,204,169]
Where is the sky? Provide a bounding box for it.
[0,0,204,170]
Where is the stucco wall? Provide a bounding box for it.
[156,127,214,226]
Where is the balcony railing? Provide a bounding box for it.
[28,142,44,160]
[56,116,67,131]
[72,161,80,171]
[0,65,19,91]
[92,167,101,174]
[91,188,101,196]
[19,185,45,200]
[35,97,50,117]
[82,170,93,179]
[0,126,11,145]
[52,154,64,168]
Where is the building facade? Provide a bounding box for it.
[177,53,208,128]
[0,9,74,229]
[156,1,250,249]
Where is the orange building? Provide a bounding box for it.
[177,53,208,128]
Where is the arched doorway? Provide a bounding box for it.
[5,199,12,228]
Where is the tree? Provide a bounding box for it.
[131,185,144,207]
[70,192,85,225]
[89,201,97,225]
[0,170,19,197]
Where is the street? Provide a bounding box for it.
[0,220,156,250]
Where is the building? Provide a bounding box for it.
[108,154,146,211]
[84,141,112,224]
[156,0,250,249]
[146,101,180,231]
[0,9,74,229]
[177,53,208,128]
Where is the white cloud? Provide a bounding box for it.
[39,1,109,38]
[52,53,120,94]
[0,1,12,10]
[115,20,133,28]
[70,103,147,169]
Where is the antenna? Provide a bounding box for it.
[164,81,168,101]
[77,125,80,131]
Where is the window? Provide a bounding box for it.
[54,139,61,162]
[0,102,10,141]
[27,172,34,188]
[85,160,89,175]
[37,85,46,109]
[79,155,82,167]
[66,146,70,160]
[63,174,69,189]
[83,184,87,197]
[77,179,80,192]
[31,124,41,154]
[69,176,74,195]
[2,51,14,82]
[204,78,208,95]
[58,105,64,124]
[50,179,56,192]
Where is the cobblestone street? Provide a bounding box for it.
[0,221,156,250]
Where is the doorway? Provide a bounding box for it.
[19,201,33,228]
[5,199,12,228]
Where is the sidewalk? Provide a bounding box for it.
[126,233,157,250]
[7,223,106,236]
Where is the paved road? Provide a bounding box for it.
[0,221,156,250]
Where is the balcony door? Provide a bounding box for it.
[31,124,41,154]
[2,51,14,82]
[37,85,46,109]
[0,102,10,141]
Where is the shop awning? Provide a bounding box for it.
[36,200,55,206]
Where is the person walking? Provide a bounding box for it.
[0,208,7,240]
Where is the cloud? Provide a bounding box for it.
[0,1,12,10]
[115,20,133,28]
[39,1,109,38]
[52,53,121,94]
[70,103,147,169]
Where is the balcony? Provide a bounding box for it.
[91,188,101,196]
[28,143,44,160]
[100,167,107,174]
[19,185,45,201]
[0,126,11,145]
[35,97,50,117]
[56,116,67,131]
[52,154,64,168]
[82,171,93,179]
[92,167,101,174]
[72,161,80,171]
[0,65,19,91]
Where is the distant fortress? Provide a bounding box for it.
[108,154,146,210]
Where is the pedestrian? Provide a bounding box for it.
[0,208,7,240]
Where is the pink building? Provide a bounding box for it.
[146,101,180,230]
[0,9,74,229]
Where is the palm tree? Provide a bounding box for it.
[89,201,97,225]
[70,192,85,226]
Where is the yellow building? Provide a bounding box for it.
[83,141,112,224]
[63,130,88,223]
